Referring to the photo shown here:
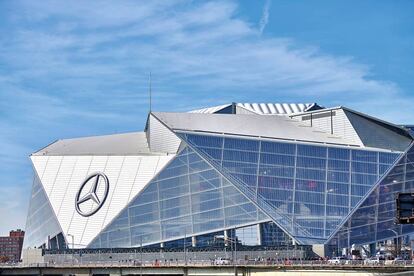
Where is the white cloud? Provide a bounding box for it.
[0,0,412,233]
[1,0,400,102]
[259,0,271,35]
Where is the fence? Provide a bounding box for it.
[3,259,414,269]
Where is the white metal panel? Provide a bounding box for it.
[30,156,49,178]
[128,156,160,202]
[148,114,181,154]
[67,156,108,248]
[235,106,256,115]
[282,103,293,114]
[260,103,270,114]
[345,110,411,151]
[189,103,320,115]
[275,103,284,114]
[237,103,315,115]
[57,156,92,242]
[33,153,174,248]
[293,108,363,146]
[40,156,63,195]
[138,155,173,198]
[336,109,364,146]
[48,156,77,225]
[152,112,359,146]
[103,156,141,227]
[128,156,169,202]
[156,156,174,176]
[80,156,124,246]
[189,104,231,114]
[33,132,152,156]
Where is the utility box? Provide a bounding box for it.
[396,193,414,224]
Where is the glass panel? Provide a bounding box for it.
[223,149,259,163]
[379,152,399,164]
[259,165,294,178]
[328,148,350,160]
[327,182,349,195]
[296,168,326,181]
[352,162,377,174]
[90,144,268,248]
[224,138,259,152]
[296,179,325,193]
[23,176,62,249]
[261,141,295,155]
[297,144,326,158]
[182,133,400,244]
[351,173,378,185]
[297,156,326,169]
[328,171,349,183]
[260,153,295,166]
[328,159,350,172]
[331,147,404,247]
[352,150,377,163]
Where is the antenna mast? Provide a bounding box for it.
[149,72,152,113]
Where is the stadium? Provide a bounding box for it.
[23,102,414,256]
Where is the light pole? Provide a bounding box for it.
[184,231,187,266]
[67,234,74,264]
[140,236,143,276]
[227,230,237,276]
[67,233,75,249]
[390,229,400,257]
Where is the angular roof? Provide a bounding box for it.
[151,112,361,147]
[33,103,412,156]
[189,104,233,114]
[237,103,321,115]
[290,106,412,152]
[32,132,158,156]
[189,102,322,115]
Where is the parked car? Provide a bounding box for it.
[364,257,383,265]
[214,258,231,265]
[392,257,406,265]
[328,256,347,265]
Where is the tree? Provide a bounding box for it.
[0,255,10,263]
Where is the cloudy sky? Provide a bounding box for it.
[0,0,413,235]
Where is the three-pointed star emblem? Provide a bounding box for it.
[75,172,109,217]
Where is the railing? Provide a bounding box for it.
[3,259,414,269]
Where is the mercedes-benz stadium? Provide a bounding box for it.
[23,102,414,255]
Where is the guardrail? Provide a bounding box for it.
[3,259,414,269]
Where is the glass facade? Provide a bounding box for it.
[24,131,408,250]
[181,133,400,244]
[333,144,414,248]
[261,222,291,246]
[236,225,259,246]
[23,175,62,249]
[89,147,270,248]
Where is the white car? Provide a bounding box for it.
[364,257,382,265]
[328,256,346,264]
[392,257,406,265]
[214,258,231,265]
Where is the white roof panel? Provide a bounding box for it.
[237,103,317,115]
[33,132,157,156]
[189,103,320,115]
[152,112,359,147]
[189,104,232,114]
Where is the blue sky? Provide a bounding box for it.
[0,0,413,235]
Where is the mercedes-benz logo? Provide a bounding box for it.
[75,172,109,217]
